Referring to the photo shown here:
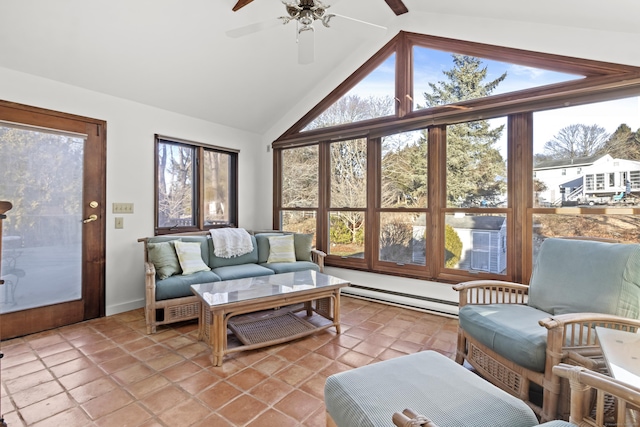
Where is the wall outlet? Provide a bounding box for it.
[115,217,124,229]
[113,203,134,213]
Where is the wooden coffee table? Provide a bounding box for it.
[191,270,349,366]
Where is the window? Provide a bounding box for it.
[155,135,238,234]
[274,32,640,285]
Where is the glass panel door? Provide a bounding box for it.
[0,123,85,312]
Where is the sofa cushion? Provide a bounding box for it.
[174,241,211,275]
[325,350,539,427]
[255,233,282,263]
[147,240,181,279]
[528,238,640,318]
[260,261,320,274]
[294,233,313,261]
[148,235,210,270]
[458,303,550,372]
[267,234,296,263]
[212,263,274,281]
[155,270,221,301]
[209,235,259,268]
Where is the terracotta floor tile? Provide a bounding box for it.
[20,393,75,425]
[2,360,46,381]
[338,350,374,367]
[139,384,189,414]
[218,394,268,425]
[274,389,323,422]
[250,377,294,406]
[158,398,215,426]
[94,402,151,427]
[126,374,171,399]
[1,296,461,427]
[58,366,105,390]
[68,376,118,404]
[197,381,242,410]
[81,388,133,420]
[245,408,299,427]
[4,368,56,394]
[12,380,64,409]
[30,406,91,427]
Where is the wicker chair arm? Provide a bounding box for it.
[453,280,529,307]
[311,248,326,273]
[539,313,640,330]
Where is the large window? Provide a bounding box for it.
[155,135,238,234]
[273,32,640,284]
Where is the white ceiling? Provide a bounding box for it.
[1,0,639,136]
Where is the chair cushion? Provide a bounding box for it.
[212,264,274,281]
[459,303,550,372]
[325,350,539,427]
[208,235,259,268]
[260,261,319,274]
[538,422,576,427]
[528,238,640,318]
[155,270,221,301]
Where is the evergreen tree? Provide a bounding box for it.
[422,55,507,207]
[599,123,640,160]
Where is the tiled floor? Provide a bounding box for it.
[0,296,459,426]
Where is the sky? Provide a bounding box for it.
[341,46,640,156]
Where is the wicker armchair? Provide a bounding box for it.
[393,364,640,427]
[453,238,640,422]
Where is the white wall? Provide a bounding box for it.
[0,66,265,315]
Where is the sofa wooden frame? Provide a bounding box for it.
[139,230,326,334]
[453,280,640,422]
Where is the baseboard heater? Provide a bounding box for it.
[343,284,459,318]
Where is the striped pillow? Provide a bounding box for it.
[267,234,296,263]
[174,241,211,275]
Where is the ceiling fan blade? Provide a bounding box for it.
[324,13,387,37]
[384,0,409,16]
[226,19,282,38]
[232,0,256,12]
[298,28,315,65]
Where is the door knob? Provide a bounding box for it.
[83,214,98,223]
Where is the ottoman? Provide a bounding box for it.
[324,350,543,427]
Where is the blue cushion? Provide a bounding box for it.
[260,261,319,274]
[212,264,274,281]
[325,350,539,427]
[155,270,221,301]
[208,235,259,268]
[459,303,550,372]
[528,238,640,318]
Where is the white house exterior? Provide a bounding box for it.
[534,154,640,206]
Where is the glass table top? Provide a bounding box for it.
[191,270,349,307]
[596,326,640,389]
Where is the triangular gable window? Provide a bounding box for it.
[412,46,582,111]
[277,31,637,142]
[304,53,396,131]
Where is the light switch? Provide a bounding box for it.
[115,217,124,229]
[112,203,134,213]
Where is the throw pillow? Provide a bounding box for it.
[294,233,313,261]
[147,240,182,280]
[267,234,296,263]
[174,241,211,275]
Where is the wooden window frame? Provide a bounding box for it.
[154,134,238,235]
[272,32,640,285]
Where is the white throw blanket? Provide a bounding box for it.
[209,228,253,258]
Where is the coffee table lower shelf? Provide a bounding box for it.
[228,311,317,346]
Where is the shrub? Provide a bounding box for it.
[444,224,462,268]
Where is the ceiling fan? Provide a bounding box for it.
[226,0,406,65]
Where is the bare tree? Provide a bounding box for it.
[542,124,609,160]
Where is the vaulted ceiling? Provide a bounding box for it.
[1,1,639,136]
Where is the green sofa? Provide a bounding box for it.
[138,230,325,334]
